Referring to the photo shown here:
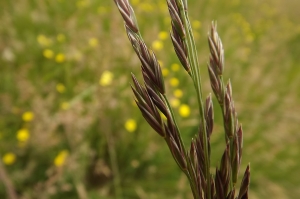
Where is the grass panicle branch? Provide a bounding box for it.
[114,0,250,198]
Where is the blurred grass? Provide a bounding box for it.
[0,0,300,198]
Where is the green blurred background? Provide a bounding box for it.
[1,0,300,198]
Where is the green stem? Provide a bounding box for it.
[176,0,211,197]
[162,94,200,199]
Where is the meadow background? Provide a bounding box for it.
[1,0,300,198]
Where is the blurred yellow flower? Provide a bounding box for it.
[43,49,54,59]
[125,119,137,133]
[54,150,69,167]
[88,37,98,47]
[173,89,183,98]
[158,60,163,67]
[171,63,180,72]
[141,3,153,12]
[131,0,140,5]
[158,31,168,40]
[97,6,108,14]
[16,128,30,142]
[2,153,16,165]
[152,40,163,51]
[162,68,169,77]
[60,102,70,110]
[22,111,34,122]
[170,98,180,108]
[160,112,167,121]
[246,33,254,43]
[99,70,113,86]
[179,104,191,117]
[56,83,66,93]
[57,34,66,42]
[76,0,89,8]
[192,20,202,29]
[55,53,65,63]
[37,34,52,46]
[169,77,179,87]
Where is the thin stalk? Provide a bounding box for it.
[175,0,211,197]
[162,94,200,199]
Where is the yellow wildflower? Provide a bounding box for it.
[169,77,179,87]
[192,20,201,29]
[97,6,108,14]
[173,89,183,98]
[16,128,30,142]
[60,102,70,110]
[88,37,98,47]
[140,3,153,12]
[158,31,168,40]
[43,49,54,59]
[54,150,69,167]
[22,111,34,122]
[162,68,169,77]
[179,104,191,117]
[131,0,140,6]
[37,34,52,46]
[2,153,16,165]
[125,119,137,133]
[57,34,66,42]
[160,112,167,121]
[99,70,113,86]
[158,60,164,67]
[55,53,65,63]
[56,83,66,93]
[171,63,180,72]
[76,0,89,8]
[170,98,180,108]
[152,40,163,51]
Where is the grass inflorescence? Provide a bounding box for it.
[114,0,250,198]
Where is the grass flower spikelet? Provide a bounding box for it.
[114,1,250,198]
